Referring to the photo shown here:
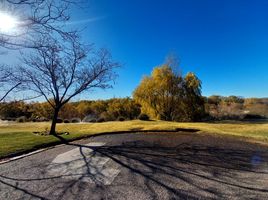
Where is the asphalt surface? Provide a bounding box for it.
[1,132,268,200]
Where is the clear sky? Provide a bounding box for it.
[69,0,267,100]
[4,0,268,100]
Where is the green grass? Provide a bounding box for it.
[1,120,268,158]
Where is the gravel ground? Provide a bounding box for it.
[1,132,268,200]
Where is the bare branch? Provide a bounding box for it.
[17,36,119,134]
[0,82,21,102]
[1,0,80,50]
[0,65,22,102]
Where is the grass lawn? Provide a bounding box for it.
[1,120,268,158]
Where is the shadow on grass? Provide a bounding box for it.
[1,133,268,199]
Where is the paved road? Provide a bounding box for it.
[1,132,268,200]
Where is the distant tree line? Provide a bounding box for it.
[0,98,141,123]
[1,96,267,123]
[204,96,268,120]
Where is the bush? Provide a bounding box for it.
[243,114,266,120]
[138,113,150,121]
[71,118,81,123]
[117,116,125,121]
[6,117,16,121]
[16,116,27,123]
[56,118,63,123]
[89,119,97,123]
[38,117,49,122]
[100,111,115,121]
[64,119,70,123]
[97,117,105,123]
[82,114,98,123]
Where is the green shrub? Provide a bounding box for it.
[97,117,105,123]
[100,111,115,121]
[71,118,81,123]
[56,118,63,123]
[38,117,49,122]
[64,119,70,123]
[82,114,97,122]
[138,113,150,121]
[16,116,27,123]
[117,116,125,121]
[243,114,266,120]
[7,117,16,121]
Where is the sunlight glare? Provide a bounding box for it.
[0,12,18,33]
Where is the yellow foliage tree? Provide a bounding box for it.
[133,64,205,121]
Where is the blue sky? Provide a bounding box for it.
[69,0,268,99]
[4,0,268,100]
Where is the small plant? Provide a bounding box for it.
[100,112,115,122]
[117,116,125,121]
[243,114,266,120]
[71,118,81,123]
[56,118,63,123]
[16,116,26,123]
[138,113,150,121]
[82,115,97,123]
[44,127,49,135]
[38,117,49,122]
[33,127,49,136]
[89,119,97,123]
[97,117,105,123]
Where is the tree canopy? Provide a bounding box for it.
[133,64,205,121]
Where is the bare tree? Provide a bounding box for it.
[0,65,21,102]
[0,0,82,101]
[1,0,80,49]
[18,37,119,135]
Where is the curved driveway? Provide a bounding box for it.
[1,132,268,200]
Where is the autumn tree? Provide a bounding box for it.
[206,95,245,119]
[58,103,80,120]
[207,95,223,105]
[75,101,94,119]
[106,98,141,120]
[0,101,28,119]
[224,96,244,104]
[18,37,119,135]
[30,102,54,120]
[183,72,205,121]
[133,63,205,121]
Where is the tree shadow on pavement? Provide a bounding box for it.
[1,135,268,200]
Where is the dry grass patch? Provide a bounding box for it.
[0,120,268,158]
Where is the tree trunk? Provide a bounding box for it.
[50,108,60,135]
